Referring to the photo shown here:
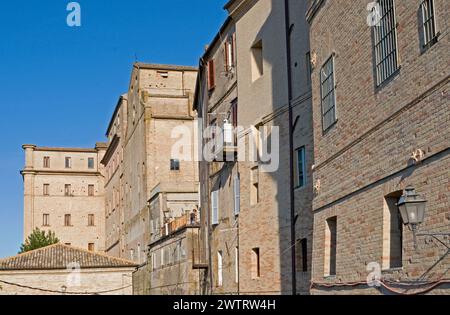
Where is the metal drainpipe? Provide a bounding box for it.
[284,0,297,296]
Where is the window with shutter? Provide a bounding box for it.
[208,60,216,90]
[211,190,219,225]
[234,175,240,216]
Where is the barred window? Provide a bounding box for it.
[421,0,437,48]
[373,0,399,86]
[320,56,337,131]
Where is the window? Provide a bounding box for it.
[305,52,312,86]
[233,174,241,216]
[88,158,95,169]
[64,214,72,227]
[383,192,403,269]
[320,56,337,131]
[65,184,71,196]
[250,166,259,205]
[88,243,95,252]
[43,184,50,196]
[294,147,306,189]
[88,214,95,226]
[324,217,337,277]
[224,34,236,70]
[251,40,263,81]
[373,0,399,86]
[65,157,72,169]
[208,59,216,90]
[296,238,308,272]
[65,243,71,246]
[88,185,94,197]
[42,214,50,227]
[211,190,219,225]
[170,159,180,171]
[421,0,438,48]
[251,248,261,279]
[43,156,50,168]
[217,251,223,287]
[235,247,239,284]
[157,71,169,78]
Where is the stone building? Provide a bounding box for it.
[194,0,314,295]
[103,94,128,258]
[0,244,137,295]
[21,144,107,252]
[307,0,450,294]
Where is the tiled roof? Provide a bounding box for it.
[0,244,138,271]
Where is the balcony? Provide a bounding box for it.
[160,212,199,237]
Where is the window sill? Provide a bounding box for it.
[375,66,401,93]
[421,33,440,54]
[322,119,338,136]
[294,185,307,192]
[323,275,336,280]
[382,267,404,274]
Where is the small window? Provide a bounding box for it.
[43,184,50,196]
[65,157,72,169]
[88,214,95,226]
[170,159,180,171]
[251,40,263,81]
[88,243,95,252]
[250,166,259,206]
[157,71,169,78]
[251,248,261,279]
[217,251,223,287]
[320,56,337,131]
[43,214,50,227]
[65,184,71,196]
[43,156,50,168]
[296,238,308,272]
[88,158,95,169]
[88,185,95,197]
[211,190,219,226]
[208,59,216,90]
[294,147,306,189]
[324,217,337,277]
[421,0,438,48]
[373,0,399,86]
[65,243,71,246]
[64,214,72,227]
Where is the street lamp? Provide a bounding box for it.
[397,186,450,250]
[397,186,427,231]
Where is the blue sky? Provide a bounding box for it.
[0,0,227,258]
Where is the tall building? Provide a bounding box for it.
[194,0,314,295]
[194,16,240,295]
[307,0,450,294]
[103,94,128,257]
[21,143,107,252]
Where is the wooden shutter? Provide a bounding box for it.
[211,191,219,225]
[234,175,240,216]
[208,59,216,90]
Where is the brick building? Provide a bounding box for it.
[194,0,315,295]
[307,0,450,294]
